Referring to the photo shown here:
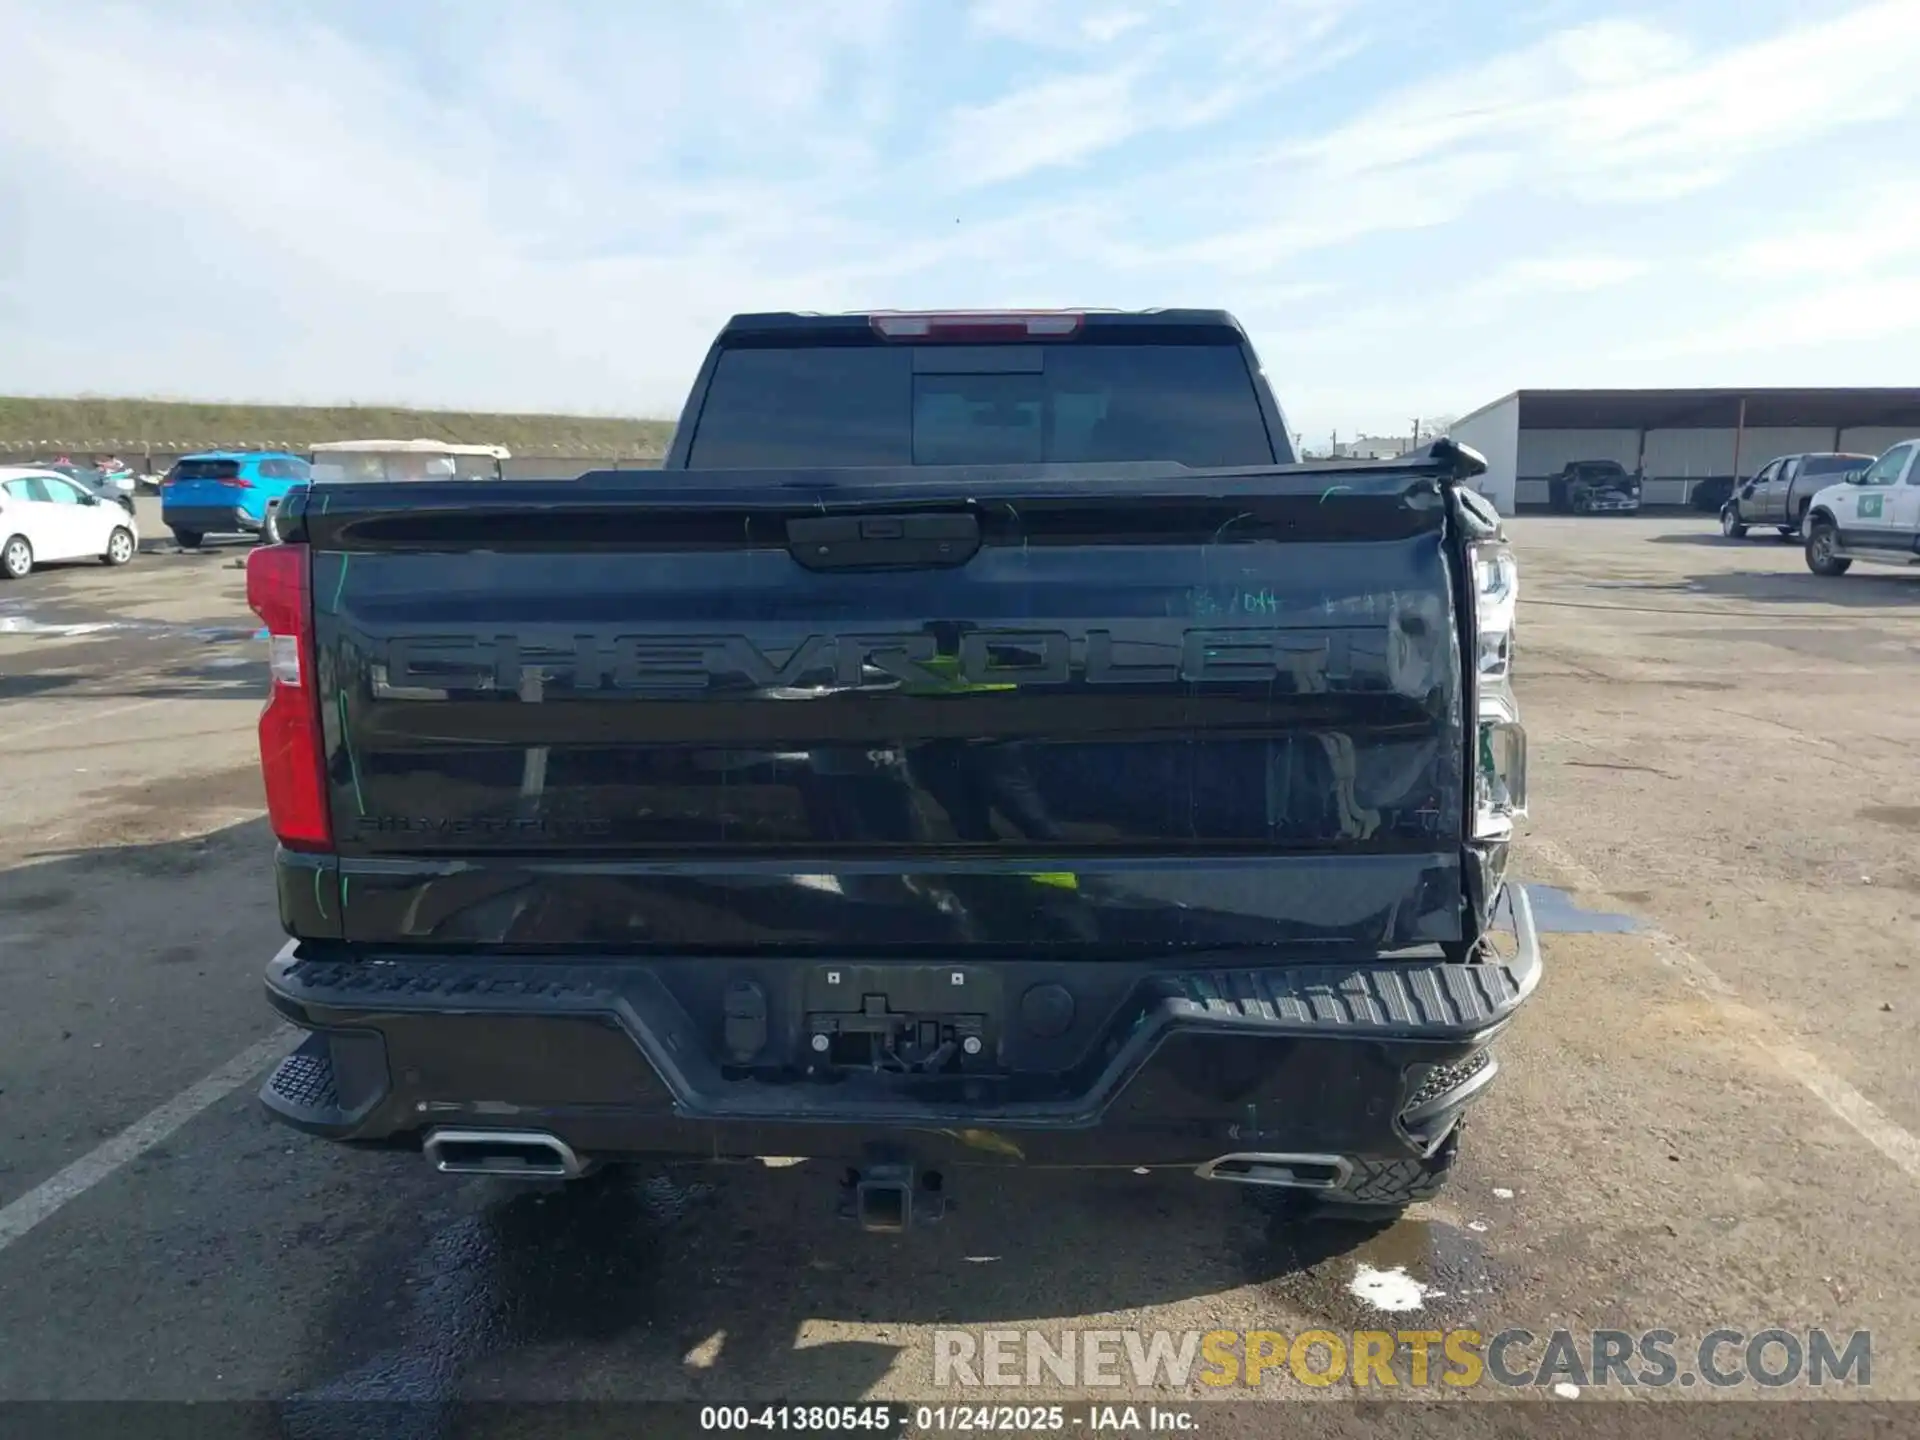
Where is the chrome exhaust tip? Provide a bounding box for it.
[1194,1153,1353,1190]
[422,1128,585,1180]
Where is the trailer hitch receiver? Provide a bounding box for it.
[839,1157,949,1232]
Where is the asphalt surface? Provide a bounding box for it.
[1,501,1916,1429]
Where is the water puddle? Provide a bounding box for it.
[1522,883,1640,934]
[0,603,257,645]
[1349,1262,1430,1312]
[0,616,121,637]
[1255,1215,1502,1326]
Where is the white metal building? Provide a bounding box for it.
[1447,389,1920,513]
[1335,435,1411,460]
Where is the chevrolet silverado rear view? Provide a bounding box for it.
[250,309,1534,1228]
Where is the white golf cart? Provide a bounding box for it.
[306,439,511,486]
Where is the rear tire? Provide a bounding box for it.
[261,505,282,546]
[1720,507,1748,539]
[103,527,136,566]
[1246,1126,1463,1222]
[171,528,203,549]
[1,534,31,579]
[1805,518,1852,576]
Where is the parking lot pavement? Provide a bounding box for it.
[0,511,1917,1414]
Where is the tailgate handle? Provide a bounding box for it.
[787,512,981,570]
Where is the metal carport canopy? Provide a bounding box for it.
[1513,388,1920,430]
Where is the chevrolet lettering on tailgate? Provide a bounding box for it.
[373,628,1358,696]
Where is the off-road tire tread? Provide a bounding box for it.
[1340,1153,1452,1206]
[1246,1128,1462,1220]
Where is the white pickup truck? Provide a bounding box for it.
[1802,438,1920,577]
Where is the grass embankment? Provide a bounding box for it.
[0,396,675,458]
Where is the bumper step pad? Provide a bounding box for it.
[261,1033,369,1131]
[264,1044,347,1136]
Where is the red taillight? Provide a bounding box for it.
[246,543,332,851]
[216,475,255,489]
[868,310,1084,341]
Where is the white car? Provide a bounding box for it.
[0,466,141,579]
[1801,438,1920,577]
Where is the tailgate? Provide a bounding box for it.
[291,464,1474,954]
[164,485,247,512]
[165,460,248,507]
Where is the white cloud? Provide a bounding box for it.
[1266,249,1653,366]
[1721,195,1920,281]
[937,1,1356,188]
[1468,255,1652,299]
[966,0,1075,46]
[1630,277,1920,364]
[1285,1,1920,204]
[1082,9,1150,43]
[0,0,1916,436]
[966,0,1162,49]
[0,0,912,412]
[1144,150,1523,276]
[934,67,1150,188]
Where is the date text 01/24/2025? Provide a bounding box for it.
[697,1404,1200,1433]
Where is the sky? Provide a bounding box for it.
[1,0,1918,441]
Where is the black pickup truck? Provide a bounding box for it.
[250,309,1535,1228]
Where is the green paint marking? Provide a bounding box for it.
[1025,872,1079,890]
[1187,587,1278,617]
[329,553,349,613]
[312,866,329,921]
[1318,485,1354,503]
[337,690,367,815]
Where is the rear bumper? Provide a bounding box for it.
[162,504,258,534]
[262,883,1539,1170]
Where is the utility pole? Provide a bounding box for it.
[1411,416,1422,450]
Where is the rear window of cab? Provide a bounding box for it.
[174,459,241,480]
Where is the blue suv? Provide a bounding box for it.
[161,451,311,548]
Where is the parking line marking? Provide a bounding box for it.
[1527,836,1920,1183]
[0,1028,299,1253]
